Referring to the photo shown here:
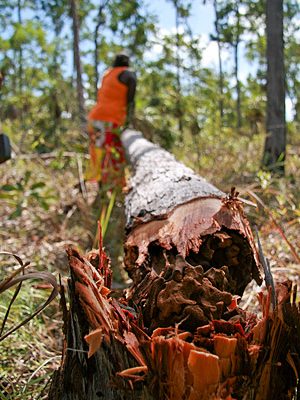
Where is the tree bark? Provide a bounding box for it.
[213,0,224,122]
[122,129,262,298]
[234,3,241,130]
[17,0,23,97]
[173,1,184,138]
[48,247,150,400]
[70,0,86,124]
[263,0,286,174]
[93,1,108,98]
[49,131,300,400]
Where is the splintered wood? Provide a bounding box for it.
[122,130,262,333]
[51,248,300,399]
[49,130,300,400]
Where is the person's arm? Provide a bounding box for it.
[119,70,137,126]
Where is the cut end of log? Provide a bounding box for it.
[50,244,300,400]
[124,196,262,333]
[50,132,299,400]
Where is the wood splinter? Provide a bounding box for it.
[49,131,300,400]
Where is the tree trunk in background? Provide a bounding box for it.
[213,0,224,123]
[234,2,241,130]
[234,41,241,130]
[263,0,286,174]
[70,0,85,123]
[94,1,108,98]
[174,1,184,139]
[51,24,62,124]
[17,0,26,152]
[17,0,23,97]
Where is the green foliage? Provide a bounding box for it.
[10,21,46,49]
[0,3,299,398]
[0,0,298,155]
[0,170,57,218]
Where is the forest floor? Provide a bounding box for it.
[0,129,299,399]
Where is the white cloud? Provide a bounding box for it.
[201,39,219,68]
[286,98,294,122]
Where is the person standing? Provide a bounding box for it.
[86,53,137,187]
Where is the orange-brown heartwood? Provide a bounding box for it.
[49,130,300,400]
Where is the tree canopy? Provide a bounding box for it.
[0,0,299,168]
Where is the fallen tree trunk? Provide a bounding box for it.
[121,129,262,329]
[49,130,300,400]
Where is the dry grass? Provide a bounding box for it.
[0,127,299,398]
[0,289,62,400]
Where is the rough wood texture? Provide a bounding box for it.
[48,248,151,400]
[122,129,223,229]
[264,0,286,172]
[49,249,300,400]
[122,130,262,304]
[49,131,300,400]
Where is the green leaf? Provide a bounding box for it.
[38,199,50,211]
[9,204,23,219]
[23,171,32,184]
[30,182,46,190]
[30,192,40,200]
[0,184,17,191]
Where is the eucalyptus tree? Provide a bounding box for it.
[263,0,286,174]
[0,0,50,132]
[167,0,193,137]
[243,0,298,172]
[243,0,299,123]
[213,0,245,130]
[0,0,44,99]
[211,0,225,122]
[283,1,300,124]
[35,0,69,124]
[93,0,109,97]
[106,0,155,61]
[70,0,85,123]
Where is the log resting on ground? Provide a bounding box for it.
[121,129,262,330]
[49,130,300,400]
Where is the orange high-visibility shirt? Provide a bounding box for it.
[88,66,128,126]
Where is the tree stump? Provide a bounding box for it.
[49,130,300,400]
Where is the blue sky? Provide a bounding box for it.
[12,1,294,119]
[147,1,257,81]
[147,1,293,119]
[148,0,215,35]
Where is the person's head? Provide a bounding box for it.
[112,53,130,67]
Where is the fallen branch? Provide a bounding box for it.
[0,251,59,341]
[15,151,89,160]
[248,189,300,265]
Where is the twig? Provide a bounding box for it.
[242,292,255,311]
[255,227,276,309]
[248,190,300,265]
[22,355,61,394]
[15,151,89,160]
[0,253,29,336]
[76,155,87,199]
[0,252,59,341]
